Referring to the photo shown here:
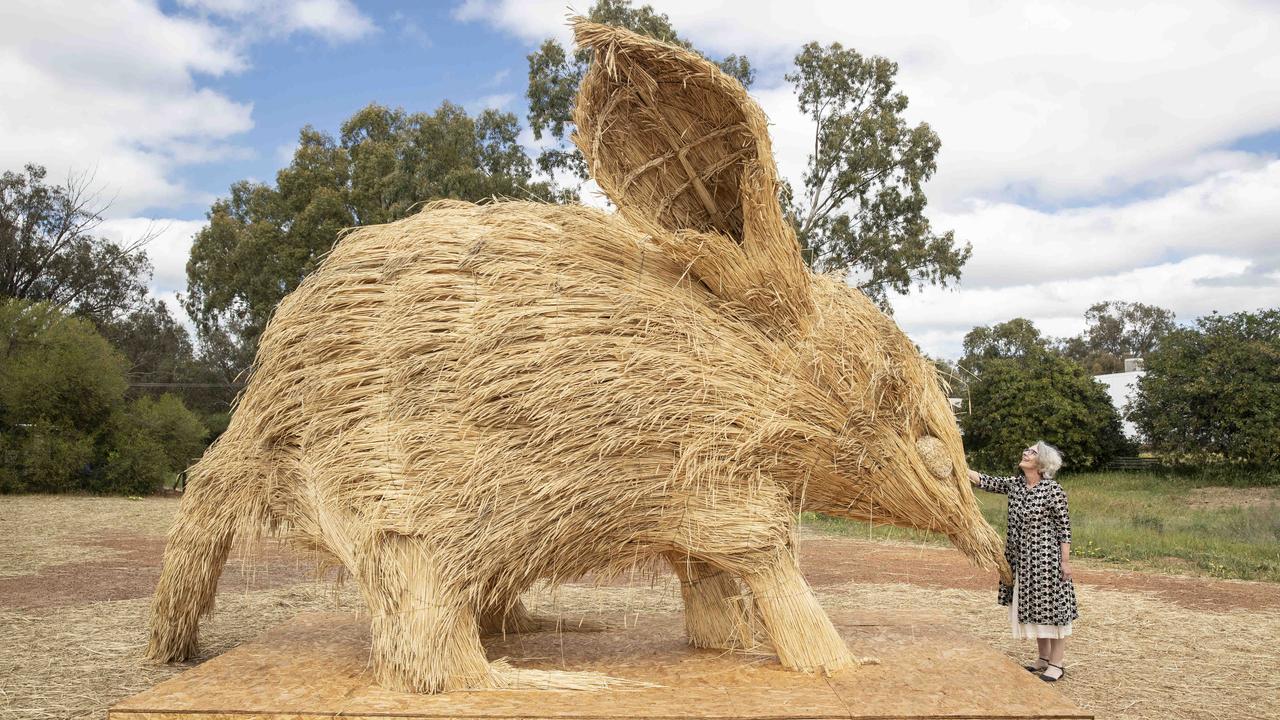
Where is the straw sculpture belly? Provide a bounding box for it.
[146,19,1009,694]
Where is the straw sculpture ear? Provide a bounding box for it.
[572,20,812,334]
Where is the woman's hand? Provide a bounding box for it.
[966,469,980,484]
[1061,559,1073,582]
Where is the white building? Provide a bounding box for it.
[1094,370,1145,439]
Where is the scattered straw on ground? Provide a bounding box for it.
[4,570,1278,720]
[0,496,180,577]
[4,496,1278,719]
[821,582,1280,720]
[0,581,363,720]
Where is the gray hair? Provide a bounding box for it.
[1031,440,1063,479]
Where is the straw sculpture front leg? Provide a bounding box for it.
[360,534,493,693]
[667,552,757,650]
[743,552,856,675]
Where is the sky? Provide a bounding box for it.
[4,0,1278,359]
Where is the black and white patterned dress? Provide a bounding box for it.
[976,473,1078,636]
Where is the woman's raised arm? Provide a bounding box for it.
[969,470,1013,495]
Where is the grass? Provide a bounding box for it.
[808,470,1280,583]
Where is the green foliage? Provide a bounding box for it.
[95,407,172,495]
[0,301,126,492]
[128,394,208,474]
[526,0,754,181]
[784,42,969,307]
[92,394,207,494]
[960,319,1130,470]
[2,162,211,420]
[0,300,206,494]
[1129,309,1280,467]
[100,298,196,383]
[185,102,562,369]
[1,163,152,325]
[961,317,1048,363]
[1058,301,1176,374]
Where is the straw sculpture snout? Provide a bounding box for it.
[145,19,1007,693]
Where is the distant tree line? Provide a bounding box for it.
[948,303,1279,473]
[1,165,215,492]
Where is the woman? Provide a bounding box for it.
[968,441,1077,682]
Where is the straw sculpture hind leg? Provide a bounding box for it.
[667,552,757,650]
[477,597,546,636]
[478,596,609,636]
[358,533,493,693]
[146,452,249,662]
[742,551,855,675]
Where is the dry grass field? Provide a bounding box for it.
[1,495,1278,720]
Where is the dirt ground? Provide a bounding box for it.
[1185,485,1280,510]
[1,495,1278,720]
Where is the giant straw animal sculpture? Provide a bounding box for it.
[147,21,1011,693]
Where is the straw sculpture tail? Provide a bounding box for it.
[146,19,1009,694]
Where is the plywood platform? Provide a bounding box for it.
[111,611,1090,719]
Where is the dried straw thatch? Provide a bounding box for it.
[147,20,1009,693]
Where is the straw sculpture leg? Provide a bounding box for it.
[477,598,546,636]
[743,552,856,675]
[359,534,494,693]
[146,469,238,662]
[667,553,757,650]
[478,597,610,636]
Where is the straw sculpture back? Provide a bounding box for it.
[147,20,1010,694]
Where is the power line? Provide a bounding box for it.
[127,381,244,386]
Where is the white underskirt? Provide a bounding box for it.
[1010,574,1072,639]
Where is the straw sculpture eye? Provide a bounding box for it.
[915,435,952,480]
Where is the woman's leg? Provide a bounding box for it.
[1043,637,1067,679]
[1035,637,1051,669]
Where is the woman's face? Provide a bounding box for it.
[1018,445,1039,473]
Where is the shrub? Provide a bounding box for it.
[961,349,1131,472]
[131,394,208,474]
[1130,309,1280,467]
[0,301,128,491]
[0,300,208,493]
[93,411,172,495]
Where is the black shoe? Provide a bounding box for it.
[1039,663,1065,682]
[1023,657,1049,673]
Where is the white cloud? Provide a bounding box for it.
[179,0,377,43]
[885,160,1280,358]
[98,217,208,299]
[475,93,516,111]
[925,159,1280,290]
[275,142,300,164]
[487,68,511,87]
[457,0,1280,207]
[578,179,611,210]
[1,0,254,214]
[454,0,572,46]
[892,252,1280,361]
[1,0,379,218]
[391,11,432,47]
